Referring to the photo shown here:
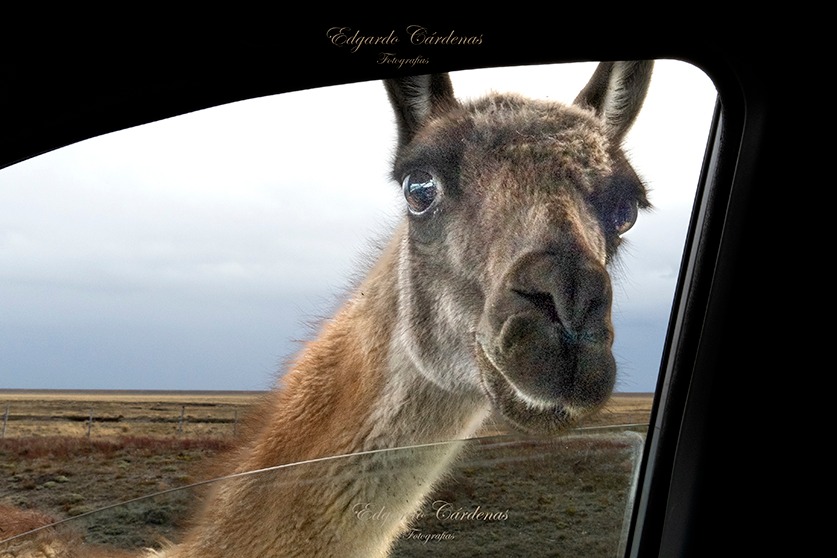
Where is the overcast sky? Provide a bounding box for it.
[0,60,716,392]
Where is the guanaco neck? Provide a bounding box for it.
[166,224,489,558]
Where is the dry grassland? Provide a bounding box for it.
[0,390,651,439]
[0,390,258,439]
[1,391,653,556]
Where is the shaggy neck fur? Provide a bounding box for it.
[157,225,489,558]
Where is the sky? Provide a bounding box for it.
[0,60,716,392]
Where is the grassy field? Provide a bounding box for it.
[0,390,653,556]
[0,390,652,438]
[0,390,256,439]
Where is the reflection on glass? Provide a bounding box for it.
[0,426,644,557]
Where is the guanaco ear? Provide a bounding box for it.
[384,74,458,147]
[574,60,654,143]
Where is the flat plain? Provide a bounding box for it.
[0,390,653,557]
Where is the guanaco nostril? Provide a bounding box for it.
[513,289,560,323]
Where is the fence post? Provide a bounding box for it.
[2,404,8,439]
[87,408,93,438]
[178,405,185,435]
[233,409,238,437]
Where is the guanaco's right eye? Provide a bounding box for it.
[611,198,639,235]
[402,170,439,215]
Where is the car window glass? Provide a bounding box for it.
[1,60,716,556]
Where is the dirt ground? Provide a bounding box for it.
[0,391,652,557]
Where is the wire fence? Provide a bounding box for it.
[1,401,245,440]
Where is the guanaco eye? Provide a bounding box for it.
[402,170,439,215]
[611,199,639,235]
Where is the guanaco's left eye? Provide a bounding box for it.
[611,199,639,235]
[402,170,439,215]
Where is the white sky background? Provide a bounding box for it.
[0,60,716,392]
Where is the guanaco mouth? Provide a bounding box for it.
[473,334,612,435]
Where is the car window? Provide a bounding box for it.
[1,426,646,556]
[1,60,716,557]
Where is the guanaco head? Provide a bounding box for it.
[385,62,652,434]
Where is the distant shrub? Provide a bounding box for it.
[0,503,58,537]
